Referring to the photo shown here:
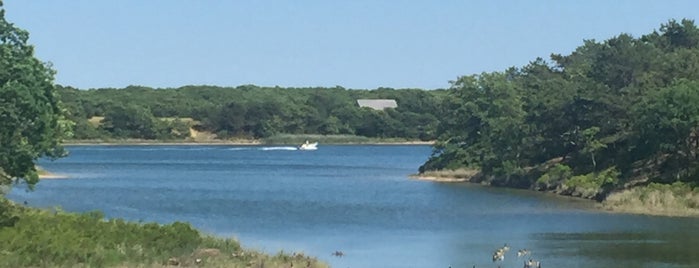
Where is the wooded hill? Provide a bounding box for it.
[57,19,699,203]
[58,85,446,142]
[420,19,699,201]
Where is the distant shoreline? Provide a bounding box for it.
[64,139,261,146]
[63,140,434,146]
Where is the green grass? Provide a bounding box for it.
[0,198,327,268]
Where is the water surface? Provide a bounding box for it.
[9,145,699,267]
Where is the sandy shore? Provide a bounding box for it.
[39,173,68,179]
[409,175,470,183]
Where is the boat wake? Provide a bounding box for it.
[227,147,253,151]
[226,146,300,151]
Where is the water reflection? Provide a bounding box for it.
[534,230,699,268]
[10,145,699,268]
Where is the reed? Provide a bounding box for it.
[603,182,699,217]
[418,168,480,179]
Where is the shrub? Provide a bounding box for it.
[563,167,620,198]
[535,163,572,190]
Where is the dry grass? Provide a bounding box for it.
[411,169,481,182]
[189,128,216,141]
[602,183,699,217]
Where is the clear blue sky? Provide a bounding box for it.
[4,1,699,90]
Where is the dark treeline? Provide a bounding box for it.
[421,19,699,199]
[58,85,447,141]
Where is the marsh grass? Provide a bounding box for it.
[418,168,479,179]
[411,168,481,182]
[0,198,327,268]
[603,182,699,217]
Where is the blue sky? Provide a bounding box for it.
[4,1,699,90]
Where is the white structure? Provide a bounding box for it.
[356,99,398,110]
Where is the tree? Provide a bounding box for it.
[580,127,606,170]
[633,80,699,183]
[0,2,71,187]
[100,105,159,139]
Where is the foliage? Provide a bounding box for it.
[535,163,573,190]
[56,85,446,142]
[632,80,699,182]
[0,3,71,187]
[263,134,372,144]
[0,198,327,267]
[421,18,699,200]
[563,167,620,198]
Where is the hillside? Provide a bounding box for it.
[418,19,699,216]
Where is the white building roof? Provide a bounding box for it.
[356,99,398,110]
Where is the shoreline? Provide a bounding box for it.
[408,175,470,183]
[64,140,434,146]
[64,139,262,146]
[411,174,699,218]
[39,173,68,179]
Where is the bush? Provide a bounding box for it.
[563,167,620,198]
[535,164,572,190]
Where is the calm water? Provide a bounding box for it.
[8,145,699,268]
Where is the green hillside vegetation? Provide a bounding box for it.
[419,19,699,215]
[0,199,326,268]
[5,1,699,266]
[59,85,447,143]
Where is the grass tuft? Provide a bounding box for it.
[603,182,699,217]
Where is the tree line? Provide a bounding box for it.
[421,19,699,198]
[4,0,699,203]
[58,85,447,141]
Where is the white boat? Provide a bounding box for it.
[299,140,318,150]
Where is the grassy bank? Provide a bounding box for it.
[602,182,699,217]
[414,169,699,218]
[0,198,327,268]
[410,169,481,182]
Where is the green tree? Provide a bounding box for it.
[421,19,699,198]
[423,72,525,173]
[100,105,159,139]
[633,80,699,183]
[580,127,606,170]
[0,2,71,187]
